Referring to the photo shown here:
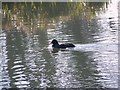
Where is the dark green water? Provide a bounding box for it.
[0,1,118,88]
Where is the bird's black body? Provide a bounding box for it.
[51,39,75,48]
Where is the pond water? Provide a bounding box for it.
[0,1,119,89]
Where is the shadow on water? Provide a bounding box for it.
[4,29,66,88]
[72,51,102,88]
[5,30,30,88]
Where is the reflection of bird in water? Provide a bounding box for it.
[51,39,75,49]
[51,48,60,53]
[52,48,67,53]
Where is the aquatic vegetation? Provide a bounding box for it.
[2,2,109,31]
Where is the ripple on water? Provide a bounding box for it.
[11,60,30,88]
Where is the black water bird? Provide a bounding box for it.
[51,39,75,48]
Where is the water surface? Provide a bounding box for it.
[0,1,119,89]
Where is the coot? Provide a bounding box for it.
[51,39,75,48]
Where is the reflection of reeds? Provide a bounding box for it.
[2,2,108,31]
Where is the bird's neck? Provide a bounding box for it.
[52,43,59,47]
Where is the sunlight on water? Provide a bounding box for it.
[0,31,10,89]
[51,51,81,88]
[95,0,118,87]
[73,42,118,88]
